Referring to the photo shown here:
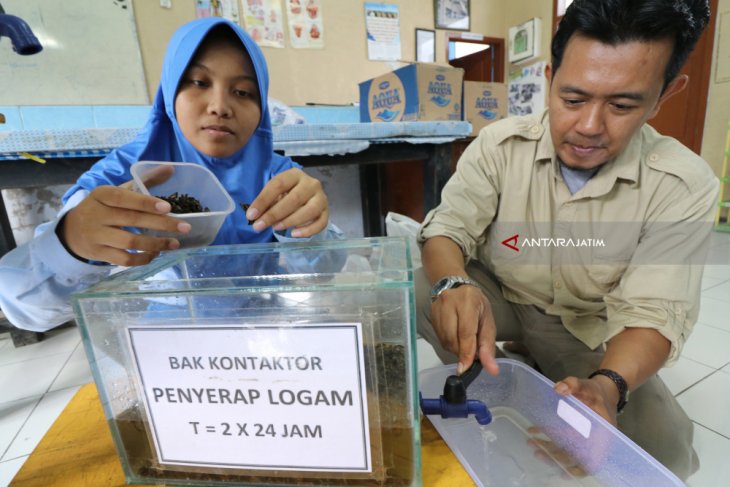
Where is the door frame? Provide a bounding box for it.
[445,33,505,82]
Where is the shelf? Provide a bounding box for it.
[714,223,730,233]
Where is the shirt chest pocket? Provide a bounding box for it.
[585,263,628,289]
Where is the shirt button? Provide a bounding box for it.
[554,281,562,289]
[649,153,660,162]
[530,125,541,134]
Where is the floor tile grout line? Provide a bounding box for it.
[701,279,730,291]
[0,337,80,462]
[0,383,83,463]
[0,344,81,369]
[674,367,725,398]
[699,293,730,304]
[0,396,42,463]
[0,454,29,465]
[690,320,730,339]
[699,292,730,304]
[691,419,730,442]
[44,340,82,395]
[694,321,730,334]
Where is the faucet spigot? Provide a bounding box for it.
[0,13,43,55]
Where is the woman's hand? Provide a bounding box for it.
[60,180,191,266]
[245,168,329,238]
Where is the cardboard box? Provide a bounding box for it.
[359,63,464,122]
[463,81,508,136]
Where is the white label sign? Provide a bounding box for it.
[128,324,371,472]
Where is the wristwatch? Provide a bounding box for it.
[589,368,629,413]
[430,276,480,302]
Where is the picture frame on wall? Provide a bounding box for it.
[508,17,541,63]
[415,28,435,62]
[434,0,470,31]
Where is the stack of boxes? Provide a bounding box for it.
[358,63,508,136]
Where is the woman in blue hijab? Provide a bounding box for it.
[60,17,329,266]
[0,18,334,331]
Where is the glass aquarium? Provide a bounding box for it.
[72,237,420,486]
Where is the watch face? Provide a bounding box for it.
[431,277,452,298]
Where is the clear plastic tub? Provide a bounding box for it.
[419,359,684,487]
[72,237,420,486]
[131,161,235,248]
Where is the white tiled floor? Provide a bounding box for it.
[0,233,729,486]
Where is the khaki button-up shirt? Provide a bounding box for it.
[418,111,719,364]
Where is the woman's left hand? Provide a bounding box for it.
[246,168,329,238]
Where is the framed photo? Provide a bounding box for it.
[508,17,541,63]
[434,0,470,31]
[415,28,435,62]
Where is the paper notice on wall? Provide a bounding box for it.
[508,60,547,116]
[286,0,324,49]
[195,0,240,23]
[241,0,285,48]
[364,3,401,61]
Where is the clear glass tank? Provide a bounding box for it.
[72,237,420,486]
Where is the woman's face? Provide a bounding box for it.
[174,37,261,158]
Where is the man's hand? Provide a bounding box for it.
[245,168,328,238]
[554,375,619,426]
[430,283,499,376]
[61,183,191,267]
[423,236,500,376]
[553,327,671,426]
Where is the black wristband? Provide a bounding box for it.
[588,368,629,413]
[55,214,91,264]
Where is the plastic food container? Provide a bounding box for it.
[419,359,684,487]
[131,161,235,248]
[72,237,420,486]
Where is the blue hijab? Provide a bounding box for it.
[62,17,298,245]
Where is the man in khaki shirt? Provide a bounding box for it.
[416,0,718,480]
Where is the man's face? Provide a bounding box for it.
[175,39,261,158]
[547,34,676,170]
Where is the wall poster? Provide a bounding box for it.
[195,0,240,23]
[241,0,286,48]
[286,0,324,49]
[364,3,401,61]
[508,60,547,117]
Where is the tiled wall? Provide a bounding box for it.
[0,106,150,131]
[0,104,359,131]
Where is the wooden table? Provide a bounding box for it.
[11,383,474,487]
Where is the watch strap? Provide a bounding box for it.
[430,275,480,302]
[589,368,628,413]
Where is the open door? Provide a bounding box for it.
[447,34,505,82]
[647,0,718,154]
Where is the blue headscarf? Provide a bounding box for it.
[62,17,299,245]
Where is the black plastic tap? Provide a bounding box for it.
[420,360,492,425]
[0,3,43,56]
